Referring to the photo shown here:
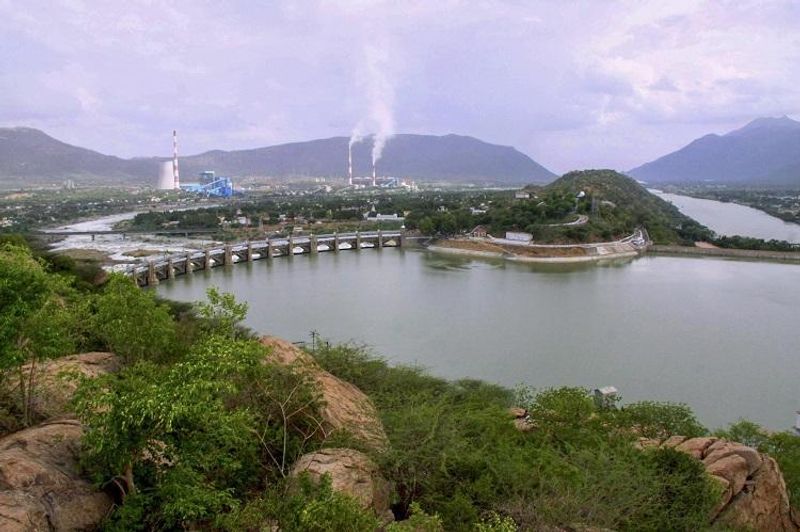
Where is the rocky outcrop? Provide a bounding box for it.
[3,352,120,421]
[290,448,392,520]
[260,337,388,450]
[637,436,799,531]
[0,418,113,531]
[508,407,536,432]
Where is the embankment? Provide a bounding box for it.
[649,245,800,262]
[429,237,642,263]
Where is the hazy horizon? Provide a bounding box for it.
[2,1,799,173]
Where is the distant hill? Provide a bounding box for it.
[0,127,155,186]
[0,128,555,186]
[628,116,800,187]
[541,169,711,243]
[179,134,554,184]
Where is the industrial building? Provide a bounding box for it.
[181,170,235,198]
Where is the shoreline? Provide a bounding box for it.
[428,243,800,264]
[427,243,642,263]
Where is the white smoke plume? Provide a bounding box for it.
[348,41,395,170]
[365,43,395,167]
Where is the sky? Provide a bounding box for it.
[1,0,799,174]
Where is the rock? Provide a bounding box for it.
[703,440,763,475]
[674,436,717,459]
[260,337,388,451]
[0,418,113,531]
[661,435,687,448]
[634,437,660,450]
[3,352,120,421]
[508,407,527,418]
[513,418,536,432]
[715,455,798,532]
[659,437,799,531]
[705,454,751,500]
[290,448,392,520]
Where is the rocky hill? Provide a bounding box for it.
[629,116,800,187]
[0,127,555,186]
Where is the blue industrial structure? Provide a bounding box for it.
[180,170,234,198]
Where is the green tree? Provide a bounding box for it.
[0,244,81,425]
[196,286,249,339]
[92,274,178,363]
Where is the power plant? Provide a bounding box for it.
[154,130,234,197]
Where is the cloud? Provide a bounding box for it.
[0,0,799,172]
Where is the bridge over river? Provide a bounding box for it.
[128,230,404,287]
[37,228,219,241]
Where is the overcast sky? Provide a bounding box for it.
[2,0,799,173]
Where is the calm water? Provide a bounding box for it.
[651,189,800,243]
[158,248,800,430]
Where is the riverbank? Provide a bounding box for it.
[649,245,800,262]
[428,233,645,263]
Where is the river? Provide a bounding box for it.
[157,247,800,431]
[651,189,800,243]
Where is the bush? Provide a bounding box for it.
[221,475,379,532]
[314,343,720,531]
[613,400,708,440]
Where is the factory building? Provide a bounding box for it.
[181,170,235,198]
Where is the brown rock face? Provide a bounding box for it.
[290,448,391,519]
[650,437,799,531]
[3,352,120,421]
[0,418,113,531]
[260,337,388,451]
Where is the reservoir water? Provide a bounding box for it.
[158,248,800,431]
[651,189,800,243]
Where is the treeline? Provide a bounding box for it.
[712,235,799,252]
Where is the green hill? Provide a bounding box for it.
[538,169,712,244]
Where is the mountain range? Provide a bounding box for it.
[629,116,800,186]
[0,128,555,186]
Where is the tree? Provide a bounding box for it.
[92,274,178,363]
[196,286,249,339]
[0,244,81,425]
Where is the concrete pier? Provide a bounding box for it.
[147,261,159,286]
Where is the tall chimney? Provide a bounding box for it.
[172,129,180,190]
[372,162,377,187]
[348,143,353,186]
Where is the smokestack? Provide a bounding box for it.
[372,162,376,187]
[348,143,353,186]
[172,129,180,190]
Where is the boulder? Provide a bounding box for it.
[647,436,799,531]
[3,352,120,421]
[0,418,112,531]
[260,337,388,451]
[715,455,798,532]
[290,448,392,520]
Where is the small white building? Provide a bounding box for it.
[515,191,531,200]
[505,231,533,243]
